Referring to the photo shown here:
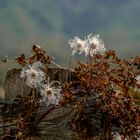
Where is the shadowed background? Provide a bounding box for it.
[0,0,140,85]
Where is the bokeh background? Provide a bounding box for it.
[0,0,140,85]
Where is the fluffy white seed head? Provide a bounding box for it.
[20,61,46,88]
[40,77,62,106]
[69,36,85,55]
[84,34,106,56]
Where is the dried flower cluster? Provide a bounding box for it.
[19,46,62,106]
[15,44,52,66]
[62,48,140,139]
[1,34,140,140]
[1,45,63,139]
[69,34,106,56]
[20,63,62,106]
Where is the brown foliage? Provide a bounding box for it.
[62,50,140,139]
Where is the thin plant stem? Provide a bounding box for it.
[51,61,63,69]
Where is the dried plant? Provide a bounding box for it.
[1,34,140,140]
[62,49,140,139]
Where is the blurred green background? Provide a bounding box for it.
[0,0,140,84]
